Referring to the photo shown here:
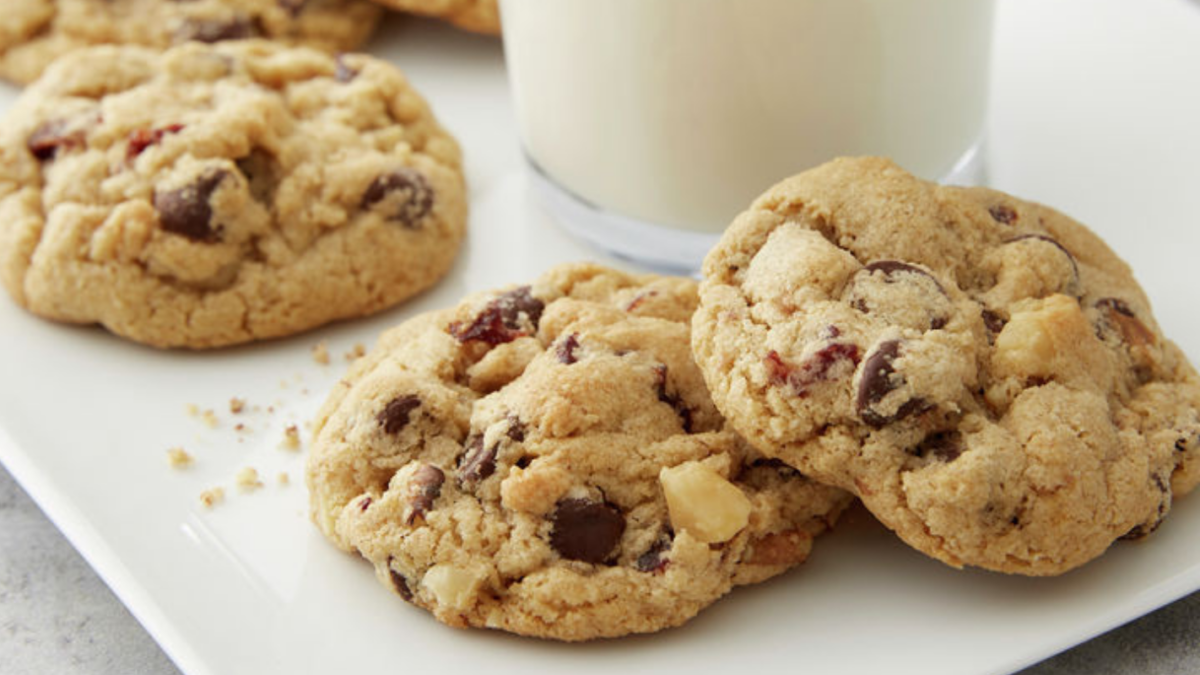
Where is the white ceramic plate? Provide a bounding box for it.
[2,2,1199,674]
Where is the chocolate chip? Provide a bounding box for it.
[862,260,947,294]
[388,564,413,601]
[1005,234,1079,282]
[913,431,963,462]
[505,414,527,442]
[405,464,445,525]
[989,204,1018,224]
[1096,297,1157,348]
[765,343,861,397]
[126,124,184,162]
[549,498,625,563]
[153,169,228,242]
[856,340,928,427]
[361,168,434,226]
[27,120,85,161]
[334,54,359,82]
[635,532,673,573]
[448,287,544,346]
[653,365,693,432]
[981,308,1007,336]
[556,333,581,364]
[457,436,496,489]
[175,16,261,43]
[376,395,420,435]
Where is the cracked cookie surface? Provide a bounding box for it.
[0,41,465,348]
[0,0,382,85]
[693,157,1200,576]
[306,263,851,640]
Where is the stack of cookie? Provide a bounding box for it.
[303,158,1200,640]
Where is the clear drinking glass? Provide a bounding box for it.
[500,0,995,270]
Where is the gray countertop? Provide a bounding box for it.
[2,464,1198,675]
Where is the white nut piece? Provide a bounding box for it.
[659,461,752,543]
[421,564,482,610]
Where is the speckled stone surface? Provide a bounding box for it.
[0,462,1197,674]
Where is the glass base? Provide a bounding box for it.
[527,141,987,273]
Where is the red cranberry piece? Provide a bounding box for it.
[153,169,229,242]
[126,124,184,162]
[555,333,581,364]
[549,498,625,564]
[856,340,928,428]
[361,168,434,227]
[377,395,421,435]
[448,286,544,346]
[765,343,861,397]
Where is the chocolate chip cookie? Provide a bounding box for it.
[0,0,382,85]
[371,0,499,35]
[306,263,851,640]
[693,157,1200,576]
[0,41,465,348]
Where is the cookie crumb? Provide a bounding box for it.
[312,340,330,365]
[185,403,199,417]
[229,397,246,414]
[345,343,366,361]
[166,447,193,469]
[199,487,225,508]
[200,409,218,428]
[234,422,251,434]
[277,472,291,486]
[280,424,302,451]
[235,467,263,490]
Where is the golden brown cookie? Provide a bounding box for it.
[693,157,1200,576]
[307,263,851,640]
[0,0,382,85]
[0,41,465,348]
[371,0,499,35]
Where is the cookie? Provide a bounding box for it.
[0,41,465,349]
[0,0,382,85]
[306,263,851,640]
[693,157,1200,576]
[371,0,499,35]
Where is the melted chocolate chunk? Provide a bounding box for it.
[376,395,420,435]
[981,308,1007,335]
[1005,234,1080,281]
[549,498,625,564]
[176,16,261,43]
[126,124,184,162]
[556,333,581,364]
[457,436,496,489]
[856,340,928,427]
[27,120,85,161]
[406,464,445,524]
[765,343,861,397]
[361,168,434,226]
[862,260,947,294]
[750,457,802,479]
[153,169,228,242]
[1096,297,1157,347]
[653,365,693,432]
[988,204,1018,225]
[635,532,673,573]
[388,564,413,601]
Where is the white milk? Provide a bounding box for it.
[501,0,995,235]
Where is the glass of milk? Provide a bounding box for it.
[500,0,996,270]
